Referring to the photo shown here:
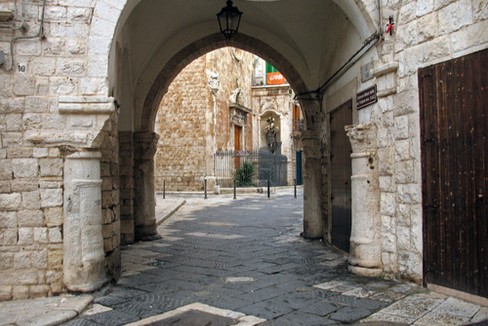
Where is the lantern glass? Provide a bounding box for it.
[217,0,242,40]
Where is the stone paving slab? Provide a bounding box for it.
[0,295,92,326]
[3,189,488,326]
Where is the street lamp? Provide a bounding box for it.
[216,0,243,40]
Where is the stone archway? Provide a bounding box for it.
[98,0,378,284]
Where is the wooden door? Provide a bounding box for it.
[420,49,487,298]
[234,125,242,169]
[330,100,353,252]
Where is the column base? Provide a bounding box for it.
[135,224,161,242]
[348,264,383,277]
[348,255,383,277]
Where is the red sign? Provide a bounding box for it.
[267,72,287,85]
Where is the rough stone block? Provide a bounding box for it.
[34,227,48,243]
[40,188,63,208]
[398,184,421,204]
[50,77,77,96]
[12,285,30,300]
[379,176,394,192]
[0,182,11,193]
[380,193,396,217]
[33,148,49,158]
[39,158,63,177]
[30,285,50,298]
[25,96,49,113]
[416,0,434,17]
[14,251,32,269]
[48,249,63,269]
[49,227,63,243]
[12,180,38,192]
[0,229,17,246]
[67,7,92,22]
[32,249,48,269]
[0,253,14,270]
[44,207,63,226]
[22,190,41,210]
[18,209,43,227]
[0,211,16,228]
[57,59,86,77]
[12,76,36,96]
[0,159,12,180]
[0,286,12,301]
[31,57,57,76]
[0,193,21,210]
[7,147,32,159]
[17,227,34,245]
[5,114,22,131]
[394,160,415,184]
[12,159,38,178]
[438,0,473,34]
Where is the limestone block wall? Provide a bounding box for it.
[0,1,120,299]
[154,48,255,191]
[323,0,487,284]
[375,0,488,282]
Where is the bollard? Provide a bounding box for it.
[163,180,166,199]
[294,178,297,199]
[267,179,270,198]
[233,179,237,200]
[204,179,208,199]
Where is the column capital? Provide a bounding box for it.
[134,132,160,160]
[345,123,377,153]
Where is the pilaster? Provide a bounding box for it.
[301,130,323,239]
[133,132,161,241]
[63,151,107,292]
[346,123,382,276]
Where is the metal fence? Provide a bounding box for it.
[214,149,288,187]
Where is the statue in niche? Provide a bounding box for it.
[230,88,241,104]
[265,116,279,153]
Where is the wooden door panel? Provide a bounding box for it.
[420,49,488,298]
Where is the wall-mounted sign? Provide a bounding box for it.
[267,71,287,85]
[356,85,377,110]
[266,62,287,85]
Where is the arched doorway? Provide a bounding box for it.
[102,0,377,283]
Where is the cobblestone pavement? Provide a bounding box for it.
[62,188,488,326]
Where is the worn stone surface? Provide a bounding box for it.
[59,189,487,326]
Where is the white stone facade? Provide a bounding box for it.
[0,0,485,300]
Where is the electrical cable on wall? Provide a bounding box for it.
[6,0,46,71]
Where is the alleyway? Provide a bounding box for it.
[63,189,488,326]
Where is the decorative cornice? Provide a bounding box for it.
[58,96,115,114]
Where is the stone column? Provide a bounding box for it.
[301,130,323,239]
[64,152,107,292]
[345,123,382,276]
[134,132,161,241]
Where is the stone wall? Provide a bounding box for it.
[154,48,255,191]
[385,0,487,283]
[362,0,487,282]
[0,1,118,300]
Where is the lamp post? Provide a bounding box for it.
[217,0,243,40]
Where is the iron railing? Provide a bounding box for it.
[214,149,289,187]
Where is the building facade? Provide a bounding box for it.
[154,47,255,191]
[0,0,486,302]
